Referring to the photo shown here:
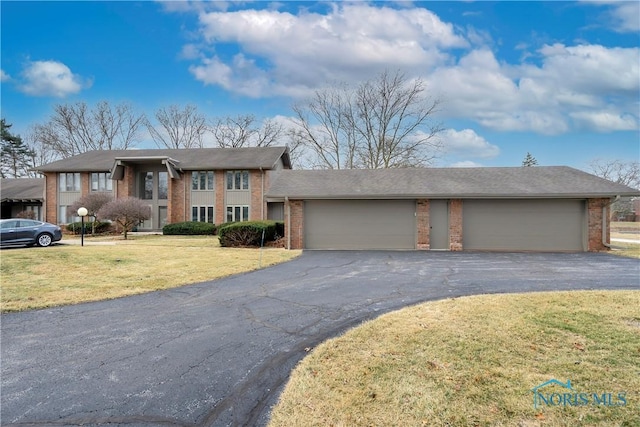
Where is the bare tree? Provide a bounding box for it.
[211,114,283,148]
[589,159,640,189]
[146,104,207,149]
[589,159,640,220]
[31,101,145,158]
[98,197,151,240]
[291,70,442,169]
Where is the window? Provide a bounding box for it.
[141,172,153,200]
[91,173,113,192]
[158,172,168,200]
[59,173,80,192]
[226,170,249,190]
[192,206,215,223]
[58,206,78,224]
[226,205,249,222]
[192,171,214,191]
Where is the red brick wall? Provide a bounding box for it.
[215,171,226,224]
[250,170,265,220]
[587,198,611,251]
[168,175,186,223]
[449,199,463,251]
[287,200,304,249]
[44,172,57,223]
[416,199,430,250]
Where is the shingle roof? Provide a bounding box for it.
[266,166,640,199]
[34,147,291,172]
[1,178,45,202]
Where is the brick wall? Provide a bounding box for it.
[44,172,57,223]
[449,199,463,251]
[250,170,265,220]
[215,171,226,224]
[286,199,304,249]
[587,198,611,251]
[168,175,186,223]
[416,199,430,250]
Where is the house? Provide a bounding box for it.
[265,166,640,251]
[0,178,45,220]
[33,147,639,252]
[34,147,291,229]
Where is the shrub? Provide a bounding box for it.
[218,221,279,247]
[163,221,216,235]
[65,221,112,235]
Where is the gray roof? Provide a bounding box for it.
[266,166,640,199]
[1,178,45,202]
[34,146,291,172]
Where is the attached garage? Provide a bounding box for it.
[304,200,416,249]
[463,199,585,251]
[266,167,639,252]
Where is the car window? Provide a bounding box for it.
[17,220,40,228]
[1,220,19,229]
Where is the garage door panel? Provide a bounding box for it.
[463,200,584,251]
[305,200,415,249]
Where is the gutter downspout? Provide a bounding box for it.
[286,196,290,250]
[260,167,264,220]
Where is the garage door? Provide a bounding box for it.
[463,199,585,251]
[305,200,416,249]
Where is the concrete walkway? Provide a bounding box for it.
[2,252,639,427]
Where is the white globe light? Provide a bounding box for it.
[77,207,88,217]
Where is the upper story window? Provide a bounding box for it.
[192,171,214,191]
[226,170,249,190]
[59,173,80,192]
[91,172,113,192]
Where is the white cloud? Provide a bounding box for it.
[189,3,467,96]
[450,160,484,168]
[0,69,10,82]
[19,60,91,97]
[429,43,639,134]
[585,1,640,33]
[440,128,500,158]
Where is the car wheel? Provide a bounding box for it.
[37,233,53,247]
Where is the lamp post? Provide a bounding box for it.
[77,207,88,247]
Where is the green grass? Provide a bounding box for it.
[0,235,300,312]
[269,291,640,427]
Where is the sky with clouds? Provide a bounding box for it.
[1,1,638,169]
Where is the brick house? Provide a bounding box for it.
[32,147,639,251]
[34,147,291,229]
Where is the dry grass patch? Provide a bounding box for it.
[1,235,300,312]
[270,291,640,427]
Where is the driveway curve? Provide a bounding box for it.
[2,251,639,427]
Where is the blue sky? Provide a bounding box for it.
[1,1,638,170]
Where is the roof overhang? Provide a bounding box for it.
[110,156,182,180]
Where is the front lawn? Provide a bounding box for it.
[270,291,640,427]
[0,235,300,312]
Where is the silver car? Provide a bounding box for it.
[0,219,63,247]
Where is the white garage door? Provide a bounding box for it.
[463,199,585,251]
[305,200,416,249]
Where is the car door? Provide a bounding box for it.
[15,220,39,244]
[0,220,19,245]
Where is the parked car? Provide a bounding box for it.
[0,219,63,247]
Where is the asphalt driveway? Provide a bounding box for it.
[2,251,639,427]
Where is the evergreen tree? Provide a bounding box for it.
[522,152,538,167]
[1,119,36,178]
